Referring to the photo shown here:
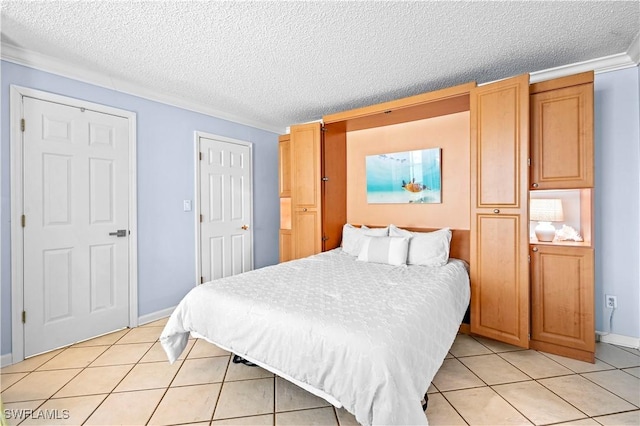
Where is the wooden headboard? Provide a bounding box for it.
[350,225,470,264]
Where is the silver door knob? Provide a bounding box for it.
[493,209,500,214]
[109,229,127,237]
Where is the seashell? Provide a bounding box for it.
[555,224,583,242]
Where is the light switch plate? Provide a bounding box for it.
[183,200,192,212]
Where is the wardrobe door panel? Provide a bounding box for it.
[290,123,322,259]
[470,74,530,348]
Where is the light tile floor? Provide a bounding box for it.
[1,320,639,425]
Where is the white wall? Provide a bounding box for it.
[594,66,640,340]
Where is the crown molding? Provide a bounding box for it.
[1,42,284,134]
[627,31,640,65]
[3,38,639,127]
[530,51,638,84]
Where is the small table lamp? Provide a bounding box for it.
[530,198,564,242]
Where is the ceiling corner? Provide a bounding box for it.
[627,31,640,65]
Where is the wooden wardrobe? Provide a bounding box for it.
[279,122,347,261]
[280,71,595,362]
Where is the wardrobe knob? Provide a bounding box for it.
[302,208,307,212]
[493,209,500,214]
[532,247,539,252]
[532,183,539,188]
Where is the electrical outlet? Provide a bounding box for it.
[605,294,617,309]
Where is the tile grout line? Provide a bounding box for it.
[81,331,158,425]
[78,364,137,425]
[140,336,188,426]
[209,352,233,424]
[433,391,471,425]
[471,336,608,423]
[577,371,640,409]
[447,340,539,425]
[456,336,591,425]
[273,373,277,426]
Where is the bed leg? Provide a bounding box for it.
[421,392,429,411]
[232,354,258,367]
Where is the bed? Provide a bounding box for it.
[161,225,470,425]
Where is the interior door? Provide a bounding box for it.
[199,136,252,282]
[23,96,130,357]
[470,74,530,348]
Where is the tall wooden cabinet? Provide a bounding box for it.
[290,122,323,259]
[279,122,346,261]
[470,71,595,361]
[528,71,595,362]
[470,74,531,348]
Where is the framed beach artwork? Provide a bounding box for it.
[366,148,442,204]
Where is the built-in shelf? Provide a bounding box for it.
[529,188,592,247]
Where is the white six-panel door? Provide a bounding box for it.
[22,96,130,357]
[199,135,252,282]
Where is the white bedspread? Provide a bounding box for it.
[161,249,469,425]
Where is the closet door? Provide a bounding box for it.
[530,245,595,362]
[290,122,322,259]
[530,72,594,189]
[470,74,530,348]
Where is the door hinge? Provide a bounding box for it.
[527,255,530,263]
[22,311,26,323]
[21,214,26,227]
[199,152,203,161]
[200,214,203,223]
[200,276,204,284]
[527,158,531,166]
[322,236,329,241]
[321,125,326,132]
[20,118,25,132]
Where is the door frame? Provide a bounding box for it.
[9,85,138,363]
[194,131,254,285]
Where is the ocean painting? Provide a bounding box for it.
[366,148,442,204]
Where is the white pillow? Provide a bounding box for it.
[341,224,388,256]
[389,225,452,267]
[357,236,409,266]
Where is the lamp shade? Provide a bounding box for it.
[530,198,564,222]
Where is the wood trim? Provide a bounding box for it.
[530,71,593,94]
[322,122,347,251]
[530,339,594,363]
[458,323,471,335]
[278,134,291,198]
[323,81,476,125]
[580,188,593,247]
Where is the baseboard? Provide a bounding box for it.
[596,331,640,349]
[1,352,14,367]
[0,309,176,367]
[138,306,176,326]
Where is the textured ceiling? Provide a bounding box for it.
[1,1,639,133]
